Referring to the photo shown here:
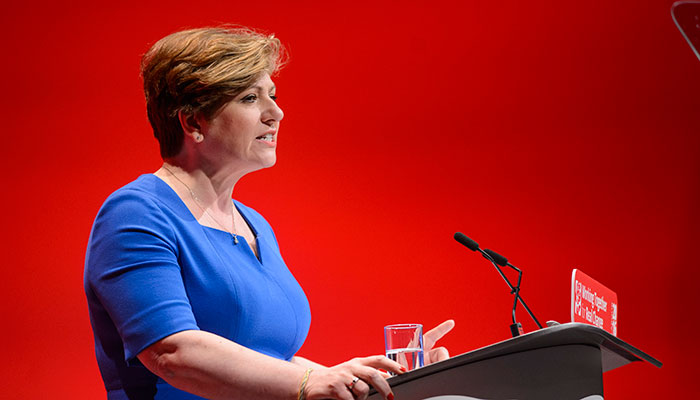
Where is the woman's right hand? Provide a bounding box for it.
[304,355,404,400]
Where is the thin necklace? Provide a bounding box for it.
[163,166,239,244]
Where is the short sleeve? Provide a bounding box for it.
[85,189,200,361]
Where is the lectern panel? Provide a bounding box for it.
[371,344,603,400]
[369,324,659,400]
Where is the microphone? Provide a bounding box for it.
[453,233,543,336]
[483,249,508,267]
[453,233,507,278]
[453,232,510,282]
[454,232,479,251]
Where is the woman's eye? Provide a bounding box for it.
[242,94,257,102]
[270,95,278,102]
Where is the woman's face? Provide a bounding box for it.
[199,73,284,173]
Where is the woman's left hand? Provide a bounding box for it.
[423,320,455,365]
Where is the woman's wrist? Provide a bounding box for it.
[297,368,312,400]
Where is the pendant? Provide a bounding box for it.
[233,235,239,245]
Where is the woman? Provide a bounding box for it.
[84,26,454,400]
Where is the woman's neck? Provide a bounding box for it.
[158,160,240,214]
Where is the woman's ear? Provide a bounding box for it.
[178,110,204,143]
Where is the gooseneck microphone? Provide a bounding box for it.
[453,232,480,251]
[454,233,512,292]
[483,249,508,268]
[453,232,543,336]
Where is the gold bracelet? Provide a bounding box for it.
[298,368,313,400]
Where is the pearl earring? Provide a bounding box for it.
[194,133,204,143]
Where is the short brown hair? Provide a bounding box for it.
[141,26,284,158]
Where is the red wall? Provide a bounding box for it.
[1,0,696,397]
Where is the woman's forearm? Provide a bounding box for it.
[137,330,305,400]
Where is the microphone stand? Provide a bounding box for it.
[481,250,543,336]
[505,261,542,331]
[508,263,523,336]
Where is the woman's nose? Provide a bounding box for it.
[264,97,284,123]
[272,101,284,122]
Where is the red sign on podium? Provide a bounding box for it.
[571,269,618,336]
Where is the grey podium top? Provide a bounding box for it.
[385,322,661,389]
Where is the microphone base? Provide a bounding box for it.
[510,322,524,337]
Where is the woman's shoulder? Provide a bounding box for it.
[105,174,167,200]
[86,175,182,271]
[101,174,179,208]
[95,174,182,228]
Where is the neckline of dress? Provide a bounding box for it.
[146,173,262,262]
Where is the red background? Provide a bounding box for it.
[1,0,697,398]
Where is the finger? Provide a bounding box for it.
[336,389,355,400]
[426,346,449,364]
[333,372,357,400]
[424,319,455,350]
[357,355,404,375]
[350,379,370,400]
[334,379,355,400]
[352,366,393,399]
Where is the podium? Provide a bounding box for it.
[369,323,661,400]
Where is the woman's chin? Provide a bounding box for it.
[254,157,277,171]
[262,157,277,168]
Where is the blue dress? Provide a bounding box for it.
[84,174,311,399]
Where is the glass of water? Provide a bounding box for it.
[384,323,424,373]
